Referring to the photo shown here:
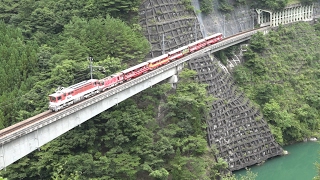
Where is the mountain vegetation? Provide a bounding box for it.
[0,67,229,179]
[233,22,320,145]
[0,0,150,129]
[0,0,319,179]
[0,0,238,179]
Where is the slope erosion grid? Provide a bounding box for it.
[233,22,320,144]
[139,0,283,171]
[188,55,283,171]
[139,0,204,58]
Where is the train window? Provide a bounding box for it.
[50,97,56,102]
[94,82,97,86]
[64,93,66,96]
[58,96,61,100]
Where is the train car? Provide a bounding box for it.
[188,39,207,53]
[48,79,99,111]
[48,32,224,111]
[147,54,169,70]
[99,72,124,92]
[122,62,149,81]
[205,33,223,45]
[168,45,190,61]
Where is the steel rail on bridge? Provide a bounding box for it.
[0,26,270,170]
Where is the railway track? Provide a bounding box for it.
[0,92,102,139]
[0,26,268,141]
[0,111,54,138]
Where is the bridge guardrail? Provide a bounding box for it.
[0,26,270,145]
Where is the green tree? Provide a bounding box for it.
[60,16,150,64]
[170,155,207,180]
[252,0,288,11]
[222,168,257,180]
[200,0,213,14]
[235,22,320,144]
[149,168,169,180]
[249,32,266,53]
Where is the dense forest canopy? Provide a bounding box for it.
[0,0,320,179]
[0,0,149,128]
[233,22,320,145]
[0,68,227,179]
[0,0,234,179]
[0,0,143,43]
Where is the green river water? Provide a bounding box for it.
[234,141,320,180]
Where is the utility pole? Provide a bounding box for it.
[194,19,197,41]
[87,56,106,79]
[161,34,170,54]
[252,10,255,29]
[223,15,225,38]
[88,57,93,79]
[162,34,165,54]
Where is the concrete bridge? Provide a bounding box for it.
[0,27,270,170]
[1,1,320,171]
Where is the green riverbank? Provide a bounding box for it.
[234,141,320,180]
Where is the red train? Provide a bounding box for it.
[48,33,223,111]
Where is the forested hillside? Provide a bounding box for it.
[1,0,319,179]
[0,0,149,129]
[233,22,320,145]
[206,0,318,14]
[0,0,236,179]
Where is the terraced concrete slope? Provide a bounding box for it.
[139,0,283,171]
[188,55,283,170]
[139,0,203,58]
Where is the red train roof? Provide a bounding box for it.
[188,39,206,47]
[205,33,223,40]
[49,79,98,96]
[168,45,189,55]
[147,54,169,63]
[121,62,149,74]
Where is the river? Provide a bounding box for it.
[234,141,320,180]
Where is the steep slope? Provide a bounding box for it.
[139,0,283,171]
[188,55,283,171]
[139,0,204,58]
[234,22,320,144]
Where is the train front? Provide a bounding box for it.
[49,95,58,111]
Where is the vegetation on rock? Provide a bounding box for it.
[0,1,235,178]
[200,0,214,14]
[0,67,225,179]
[233,22,320,145]
[1,0,319,179]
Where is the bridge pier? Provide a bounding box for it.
[0,61,184,170]
[167,63,184,88]
[168,75,178,89]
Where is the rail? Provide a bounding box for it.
[0,26,270,145]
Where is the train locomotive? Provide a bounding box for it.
[48,33,223,112]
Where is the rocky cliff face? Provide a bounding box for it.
[188,55,283,171]
[139,0,283,171]
[139,0,204,58]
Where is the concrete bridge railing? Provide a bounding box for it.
[0,26,270,170]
